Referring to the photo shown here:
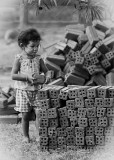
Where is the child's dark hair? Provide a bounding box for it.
[18,28,41,47]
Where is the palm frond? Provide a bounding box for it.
[38,0,42,6]
[51,0,57,6]
[77,0,105,24]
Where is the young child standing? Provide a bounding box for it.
[11,28,49,143]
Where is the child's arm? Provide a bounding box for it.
[11,57,34,84]
[40,58,51,84]
[40,58,48,74]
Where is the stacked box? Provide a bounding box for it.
[44,20,114,87]
[37,85,114,152]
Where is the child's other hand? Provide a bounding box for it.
[45,77,50,84]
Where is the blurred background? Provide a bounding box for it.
[0,0,114,86]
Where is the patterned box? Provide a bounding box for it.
[87,65,96,75]
[98,117,108,127]
[39,109,48,119]
[78,118,88,127]
[68,110,77,119]
[58,107,68,117]
[85,136,95,146]
[49,118,58,127]
[68,87,78,99]
[57,137,66,146]
[67,145,76,151]
[40,136,48,146]
[70,119,78,127]
[49,137,57,146]
[104,98,114,107]
[66,100,75,110]
[40,145,48,152]
[87,86,100,98]
[77,108,87,118]
[48,108,57,118]
[105,127,114,136]
[95,98,104,107]
[39,127,47,136]
[38,99,50,109]
[59,87,69,100]
[86,127,94,136]
[97,107,106,117]
[89,118,98,127]
[75,127,85,137]
[97,86,109,98]
[109,117,114,126]
[51,98,60,108]
[87,108,96,118]
[105,51,114,61]
[66,135,76,146]
[105,136,114,144]
[48,127,57,137]
[101,59,111,69]
[108,87,114,98]
[85,99,95,108]
[39,118,48,127]
[75,98,84,108]
[95,127,104,136]
[38,89,49,100]
[107,108,114,117]
[49,86,63,99]
[57,127,67,137]
[66,127,75,136]
[75,136,85,145]
[60,117,69,127]
[95,136,105,146]
[78,86,90,98]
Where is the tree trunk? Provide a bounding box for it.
[19,0,29,30]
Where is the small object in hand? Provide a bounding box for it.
[32,74,45,84]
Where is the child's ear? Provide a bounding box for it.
[20,43,24,48]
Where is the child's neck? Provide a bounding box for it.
[23,51,36,59]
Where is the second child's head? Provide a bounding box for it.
[18,28,41,57]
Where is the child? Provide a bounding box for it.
[11,28,49,143]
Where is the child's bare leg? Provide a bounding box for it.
[22,112,31,142]
[34,108,40,141]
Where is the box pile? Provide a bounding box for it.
[38,85,114,152]
[45,20,114,86]
[0,86,20,124]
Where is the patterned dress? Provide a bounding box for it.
[14,54,42,112]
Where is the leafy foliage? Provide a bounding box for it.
[75,0,105,24]
[25,0,104,24]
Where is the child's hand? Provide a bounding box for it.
[27,75,36,85]
[32,74,46,85]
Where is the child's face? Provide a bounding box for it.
[24,41,40,57]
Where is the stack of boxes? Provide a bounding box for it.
[38,85,114,151]
[45,20,114,86]
[0,86,19,124]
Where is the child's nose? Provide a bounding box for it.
[34,47,38,51]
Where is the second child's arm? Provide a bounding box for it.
[11,58,34,84]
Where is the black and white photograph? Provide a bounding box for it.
[0,0,114,160]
